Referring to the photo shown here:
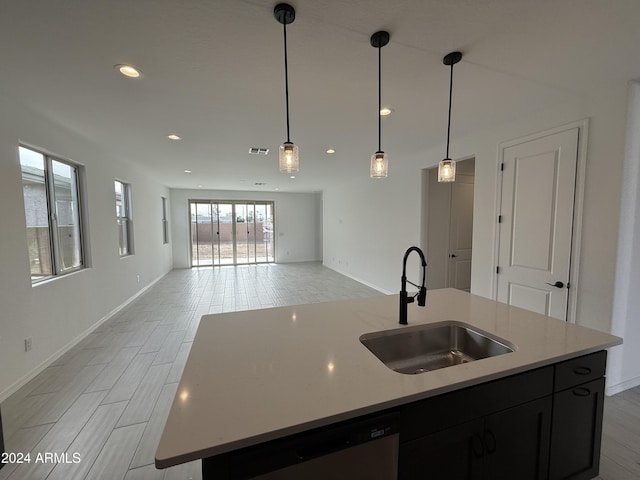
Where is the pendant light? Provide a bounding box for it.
[370,31,390,179]
[438,51,462,183]
[274,3,299,174]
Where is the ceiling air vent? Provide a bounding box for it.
[249,147,270,155]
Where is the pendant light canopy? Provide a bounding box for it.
[370,31,390,179]
[438,51,462,183]
[274,3,299,174]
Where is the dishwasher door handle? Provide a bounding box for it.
[296,436,352,461]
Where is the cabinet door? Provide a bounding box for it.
[549,378,605,480]
[398,419,483,480]
[483,396,552,480]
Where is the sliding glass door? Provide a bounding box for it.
[254,203,274,263]
[218,203,234,265]
[190,202,213,266]
[190,200,274,266]
[235,203,251,265]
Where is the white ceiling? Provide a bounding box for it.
[1,0,639,193]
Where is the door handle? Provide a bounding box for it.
[449,254,457,258]
[545,281,564,289]
[573,387,591,397]
[573,366,592,376]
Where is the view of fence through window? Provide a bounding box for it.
[190,200,274,266]
[19,146,84,282]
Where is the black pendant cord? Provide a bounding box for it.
[283,21,291,143]
[369,30,389,159]
[378,45,382,152]
[445,61,453,159]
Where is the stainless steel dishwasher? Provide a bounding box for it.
[254,412,399,480]
[209,412,400,479]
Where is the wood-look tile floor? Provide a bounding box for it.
[1,262,638,480]
[596,387,640,480]
[0,263,380,480]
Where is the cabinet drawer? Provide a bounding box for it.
[554,351,606,392]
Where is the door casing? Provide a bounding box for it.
[423,158,475,291]
[448,173,474,291]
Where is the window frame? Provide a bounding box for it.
[19,145,86,283]
[162,196,169,244]
[115,179,134,257]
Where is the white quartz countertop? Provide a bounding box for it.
[155,289,622,468]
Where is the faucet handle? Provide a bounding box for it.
[417,287,427,307]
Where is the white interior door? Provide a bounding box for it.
[448,174,474,291]
[496,127,579,320]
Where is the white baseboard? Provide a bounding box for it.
[323,263,392,295]
[0,272,168,403]
[606,375,640,396]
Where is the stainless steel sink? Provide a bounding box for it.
[360,321,515,374]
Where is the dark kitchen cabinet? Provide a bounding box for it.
[399,418,484,479]
[549,352,606,480]
[483,396,552,480]
[398,351,606,480]
[398,394,552,480]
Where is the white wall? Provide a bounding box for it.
[323,82,628,339]
[608,81,640,395]
[170,189,322,268]
[0,94,173,401]
[323,165,420,294]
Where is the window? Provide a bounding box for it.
[19,145,85,283]
[115,180,133,256]
[162,196,169,244]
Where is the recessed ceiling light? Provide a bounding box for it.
[167,134,182,140]
[184,170,192,174]
[380,107,393,116]
[115,64,142,78]
[290,176,296,179]
[197,185,204,188]
[326,148,336,154]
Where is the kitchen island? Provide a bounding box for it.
[155,288,621,479]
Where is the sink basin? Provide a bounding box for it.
[360,321,515,374]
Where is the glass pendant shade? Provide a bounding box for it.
[438,158,456,182]
[370,151,388,178]
[279,142,299,173]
